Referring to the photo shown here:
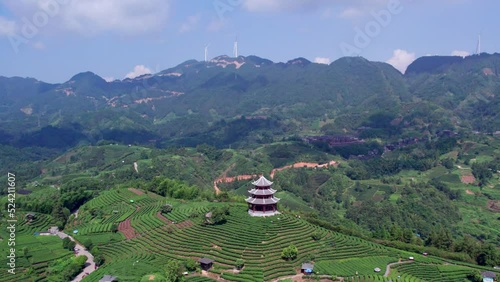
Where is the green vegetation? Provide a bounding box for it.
[1,54,499,281]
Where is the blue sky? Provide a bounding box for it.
[0,0,498,83]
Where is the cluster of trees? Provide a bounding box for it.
[147,177,200,200]
[345,181,461,241]
[47,255,88,281]
[62,237,76,251]
[281,244,298,260]
[204,206,230,225]
[91,246,105,267]
[471,158,499,187]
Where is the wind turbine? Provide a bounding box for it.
[204,43,210,62]
[476,34,481,55]
[233,37,238,58]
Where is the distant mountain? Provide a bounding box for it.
[0,54,498,148]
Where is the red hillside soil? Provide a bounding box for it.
[270,161,337,178]
[157,212,171,224]
[213,160,338,194]
[487,200,500,213]
[118,218,136,239]
[461,175,476,184]
[128,188,144,195]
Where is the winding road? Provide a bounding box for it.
[56,231,96,282]
[384,260,414,277]
[213,160,338,194]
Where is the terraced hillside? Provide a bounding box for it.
[62,188,495,282]
[0,214,73,282]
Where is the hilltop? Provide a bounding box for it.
[0,53,499,155]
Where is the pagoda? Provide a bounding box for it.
[246,176,280,216]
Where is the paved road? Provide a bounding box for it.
[56,231,96,282]
[384,260,413,277]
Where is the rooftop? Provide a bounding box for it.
[252,176,273,187]
[245,197,280,205]
[198,258,214,264]
[302,263,314,270]
[99,275,118,282]
[248,188,277,195]
[481,271,497,278]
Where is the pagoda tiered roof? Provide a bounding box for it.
[248,188,277,196]
[245,197,280,205]
[252,176,273,187]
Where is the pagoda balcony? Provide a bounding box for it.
[245,197,280,205]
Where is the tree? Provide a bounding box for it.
[466,270,483,282]
[207,206,230,225]
[94,254,105,267]
[161,204,173,214]
[22,247,29,258]
[83,239,93,250]
[311,232,322,241]
[62,237,71,249]
[164,259,182,282]
[281,244,298,261]
[67,241,76,251]
[235,259,244,270]
[185,258,197,272]
[111,223,118,233]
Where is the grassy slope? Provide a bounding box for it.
[51,189,497,282]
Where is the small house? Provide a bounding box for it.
[198,258,214,271]
[25,213,36,220]
[301,263,314,274]
[99,275,118,282]
[374,267,381,273]
[481,271,496,282]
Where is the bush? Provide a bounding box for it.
[67,241,76,251]
[235,259,244,270]
[161,204,173,214]
[83,239,93,250]
[311,232,322,241]
[185,258,197,272]
[281,244,298,261]
[62,237,71,249]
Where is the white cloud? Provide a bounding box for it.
[339,7,365,19]
[242,0,389,20]
[33,41,45,49]
[103,77,116,82]
[3,0,171,35]
[125,65,152,79]
[242,0,328,13]
[314,57,331,64]
[386,49,416,73]
[339,0,389,20]
[0,16,17,36]
[451,50,469,57]
[179,14,201,33]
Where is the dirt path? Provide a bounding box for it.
[384,260,413,277]
[56,231,96,282]
[465,189,475,195]
[213,160,338,194]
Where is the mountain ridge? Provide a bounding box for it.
[0,54,498,149]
